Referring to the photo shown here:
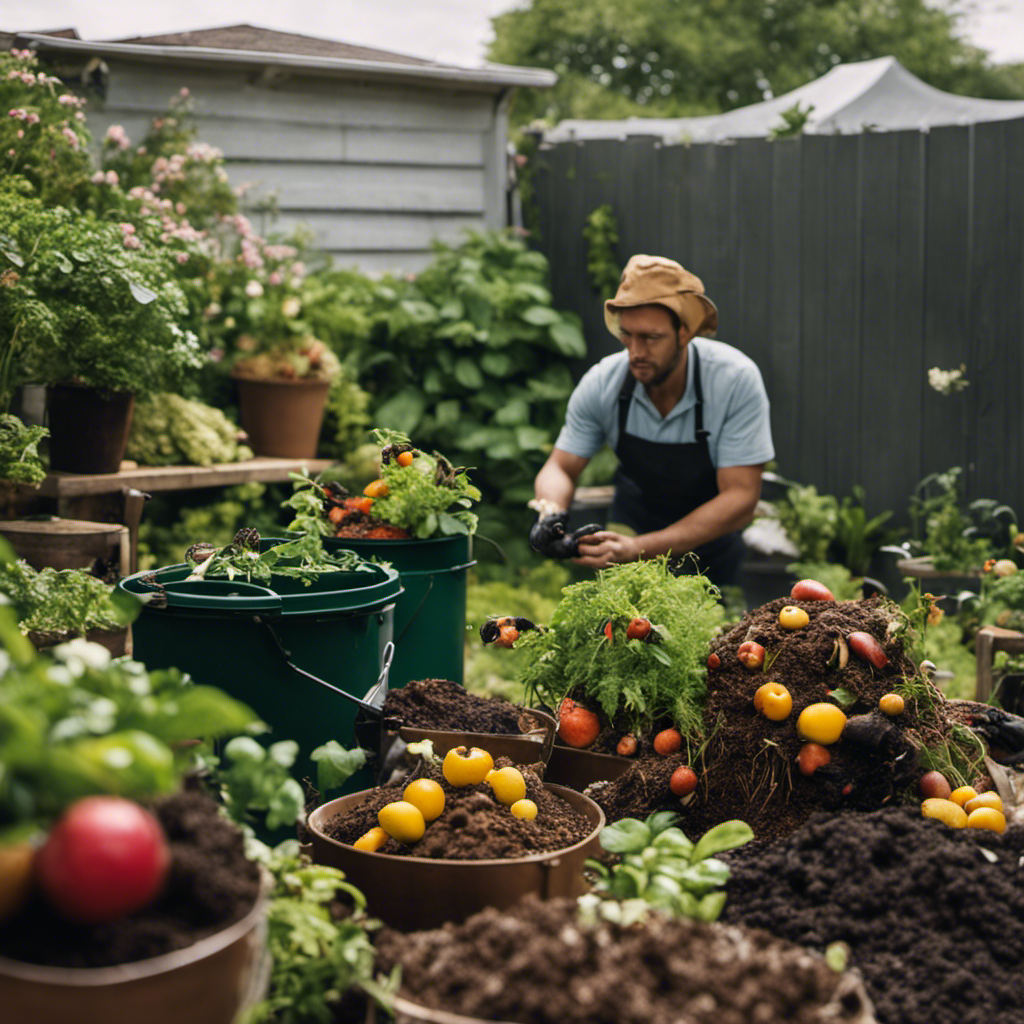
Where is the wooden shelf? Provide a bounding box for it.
[39,457,335,498]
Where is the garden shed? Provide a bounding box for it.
[12,25,555,273]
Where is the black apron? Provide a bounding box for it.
[609,345,745,587]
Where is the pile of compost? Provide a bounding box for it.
[319,759,593,860]
[722,806,1024,1024]
[0,787,261,968]
[591,595,976,843]
[374,895,876,1024]
[382,677,529,734]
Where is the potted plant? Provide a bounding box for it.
[0,185,204,473]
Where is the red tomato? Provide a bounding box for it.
[36,797,171,923]
[626,617,652,641]
[669,766,698,797]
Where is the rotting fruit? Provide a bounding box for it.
[442,746,495,786]
[378,801,426,844]
[489,767,527,806]
[921,798,968,829]
[626,617,652,641]
[510,799,538,820]
[754,681,793,721]
[779,605,810,630]
[737,640,766,670]
[797,743,832,776]
[796,703,847,745]
[616,734,638,757]
[353,826,388,852]
[403,779,445,821]
[847,631,889,669]
[35,796,171,924]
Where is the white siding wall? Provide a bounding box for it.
[87,62,508,274]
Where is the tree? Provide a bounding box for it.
[489,0,1023,129]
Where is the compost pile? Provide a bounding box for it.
[594,595,971,842]
[374,895,876,1024]
[0,787,261,968]
[320,759,593,859]
[382,677,528,734]
[722,806,1024,1024]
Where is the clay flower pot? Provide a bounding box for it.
[0,873,270,1024]
[232,374,330,458]
[307,784,604,932]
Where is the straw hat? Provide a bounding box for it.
[604,254,719,338]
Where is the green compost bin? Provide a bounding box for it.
[323,533,474,689]
[118,548,402,791]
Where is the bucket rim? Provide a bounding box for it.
[308,783,604,868]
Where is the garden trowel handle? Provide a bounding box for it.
[363,641,394,711]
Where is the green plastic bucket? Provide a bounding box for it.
[323,533,474,689]
[118,544,402,787]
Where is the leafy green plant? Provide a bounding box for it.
[769,101,815,139]
[581,811,753,925]
[518,557,724,741]
[357,230,586,510]
[0,413,47,485]
[773,482,838,563]
[833,485,898,575]
[908,467,992,572]
[126,392,253,466]
[583,203,621,296]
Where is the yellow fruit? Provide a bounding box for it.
[442,746,494,787]
[796,703,847,745]
[921,798,968,829]
[510,799,538,820]
[779,605,810,630]
[753,682,793,721]
[949,786,978,808]
[353,826,388,852]
[878,693,905,716]
[966,807,1007,834]
[489,767,527,806]
[0,843,35,922]
[403,779,445,822]
[377,801,426,844]
[964,792,1004,815]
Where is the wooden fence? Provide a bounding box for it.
[531,121,1024,528]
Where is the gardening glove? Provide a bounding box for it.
[968,706,1024,765]
[529,511,603,559]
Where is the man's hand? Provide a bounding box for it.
[572,530,643,568]
[529,512,603,559]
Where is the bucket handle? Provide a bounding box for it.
[256,616,391,718]
[393,559,476,645]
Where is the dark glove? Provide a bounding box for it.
[969,706,1024,764]
[530,512,603,559]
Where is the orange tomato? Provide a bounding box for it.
[363,479,389,499]
[397,451,415,467]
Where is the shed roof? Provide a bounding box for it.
[10,22,557,93]
[544,57,1024,143]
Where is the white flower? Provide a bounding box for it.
[281,296,301,318]
[927,364,969,396]
[52,638,112,674]
[245,279,264,298]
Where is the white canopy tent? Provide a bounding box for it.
[543,56,1024,144]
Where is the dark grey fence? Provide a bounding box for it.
[531,121,1024,528]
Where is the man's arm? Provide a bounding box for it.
[532,447,591,515]
[574,464,763,568]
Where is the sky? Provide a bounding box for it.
[4,0,1024,68]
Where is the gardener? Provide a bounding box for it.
[530,254,773,586]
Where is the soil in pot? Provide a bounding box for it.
[0,787,260,968]
[382,678,529,735]
[721,805,1024,1024]
[320,759,591,860]
[373,895,875,1024]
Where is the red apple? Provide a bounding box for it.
[737,640,766,670]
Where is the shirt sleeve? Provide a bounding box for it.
[553,363,609,458]
[714,363,775,468]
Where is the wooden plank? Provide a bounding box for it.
[922,125,972,487]
[345,129,484,167]
[658,142,692,269]
[103,62,496,130]
[270,211,486,251]
[707,143,738,345]
[768,137,802,479]
[39,458,334,499]
[230,161,485,213]
[733,139,772,373]
[686,143,718,295]
[970,119,1022,512]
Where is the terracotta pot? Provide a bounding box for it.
[543,743,633,791]
[0,876,270,1024]
[47,384,134,474]
[307,784,604,931]
[232,374,330,458]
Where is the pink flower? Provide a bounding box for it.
[7,109,27,120]
[90,170,106,183]
[268,271,283,286]
[61,126,79,149]
[25,112,39,125]
[15,129,23,139]
[105,170,119,185]
[175,252,189,264]
[105,124,131,150]
[179,87,190,97]
[123,235,141,250]
[119,222,136,235]
[208,348,224,363]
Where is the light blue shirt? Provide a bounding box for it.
[555,338,774,468]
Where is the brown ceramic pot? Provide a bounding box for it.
[232,374,329,458]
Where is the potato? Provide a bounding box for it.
[918,771,952,801]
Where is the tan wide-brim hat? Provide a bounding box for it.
[604,254,719,338]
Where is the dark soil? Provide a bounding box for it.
[382,677,531,735]
[586,751,691,822]
[319,759,594,859]
[722,807,1024,1024]
[374,895,874,1024]
[0,787,261,969]
[590,596,973,844]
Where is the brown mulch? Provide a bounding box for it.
[381,677,531,735]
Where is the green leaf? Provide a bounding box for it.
[422,367,445,394]
[53,251,73,274]
[154,686,259,742]
[310,741,367,792]
[644,810,682,837]
[267,739,300,769]
[649,644,673,666]
[690,820,754,863]
[265,777,305,829]
[2,249,24,268]
[462,287,492,329]
[480,351,512,377]
[828,687,858,711]
[515,425,549,451]
[437,512,470,536]
[438,297,464,320]
[549,320,587,357]
[434,399,461,427]
[600,817,652,853]
[521,305,562,326]
[375,388,426,434]
[695,891,727,922]
[652,828,694,855]
[494,398,529,426]
[454,358,484,389]
[127,279,158,304]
